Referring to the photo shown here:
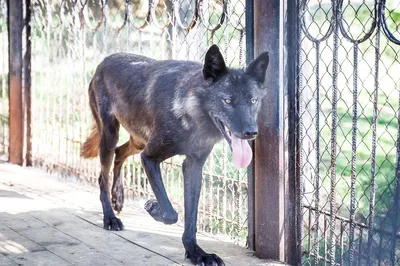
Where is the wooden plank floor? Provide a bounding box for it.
[0,163,286,266]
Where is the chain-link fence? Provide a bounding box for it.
[5,0,400,263]
[0,0,250,246]
[298,0,400,264]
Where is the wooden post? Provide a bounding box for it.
[8,0,24,165]
[253,0,299,264]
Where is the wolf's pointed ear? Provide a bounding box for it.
[203,44,228,81]
[246,51,269,84]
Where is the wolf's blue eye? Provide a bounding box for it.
[251,99,258,104]
[224,99,232,104]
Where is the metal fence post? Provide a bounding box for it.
[24,0,32,166]
[8,0,24,165]
[253,0,298,263]
[245,0,255,251]
[286,0,301,264]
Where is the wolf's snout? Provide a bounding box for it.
[243,131,258,139]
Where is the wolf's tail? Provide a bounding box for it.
[81,81,101,158]
[81,125,100,158]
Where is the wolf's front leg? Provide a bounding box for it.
[141,153,178,224]
[182,156,225,266]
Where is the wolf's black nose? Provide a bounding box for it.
[243,131,258,139]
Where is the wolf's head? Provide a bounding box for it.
[202,44,269,169]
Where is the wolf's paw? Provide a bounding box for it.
[144,199,178,225]
[103,216,124,231]
[111,187,124,214]
[185,245,225,266]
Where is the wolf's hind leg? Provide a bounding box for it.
[141,152,178,225]
[98,115,123,231]
[112,136,145,213]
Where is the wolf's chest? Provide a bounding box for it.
[177,124,222,154]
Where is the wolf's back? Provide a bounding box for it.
[81,53,207,159]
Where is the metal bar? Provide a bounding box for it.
[392,82,400,266]
[305,204,400,239]
[340,221,344,266]
[0,0,7,154]
[367,4,381,263]
[24,0,31,166]
[349,42,359,266]
[102,0,108,55]
[358,228,363,266]
[245,0,254,63]
[307,209,312,260]
[329,0,339,264]
[313,41,321,266]
[377,234,383,265]
[253,0,297,262]
[297,4,306,265]
[223,144,227,235]
[245,0,255,251]
[8,0,24,165]
[285,0,300,264]
[324,217,328,266]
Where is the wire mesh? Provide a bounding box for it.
[298,0,400,264]
[13,0,250,246]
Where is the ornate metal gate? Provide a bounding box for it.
[297,0,400,264]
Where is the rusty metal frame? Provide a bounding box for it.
[8,0,24,165]
[7,0,31,166]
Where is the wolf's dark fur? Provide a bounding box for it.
[81,45,269,265]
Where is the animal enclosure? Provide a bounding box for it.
[2,0,400,265]
[1,0,250,247]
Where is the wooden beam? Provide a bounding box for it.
[253,0,299,264]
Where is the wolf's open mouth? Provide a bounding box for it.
[213,117,253,169]
[215,118,232,146]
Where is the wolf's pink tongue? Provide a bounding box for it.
[231,134,253,168]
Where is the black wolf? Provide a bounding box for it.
[81,45,269,265]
